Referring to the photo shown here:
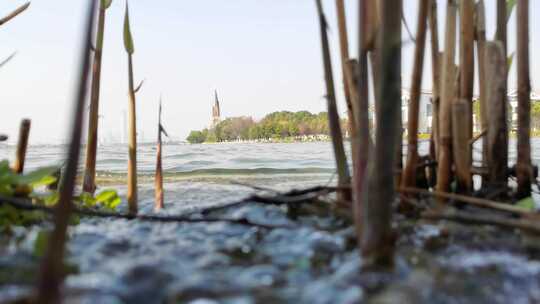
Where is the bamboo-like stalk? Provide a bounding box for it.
[515,0,532,198]
[453,0,475,193]
[402,0,429,189]
[155,98,168,211]
[35,2,96,303]
[12,119,30,174]
[314,0,351,201]
[83,0,113,194]
[124,1,138,215]
[394,0,403,188]
[460,0,475,138]
[0,2,30,27]
[367,0,381,113]
[352,0,373,238]
[428,0,441,186]
[485,41,508,189]
[496,0,507,57]
[475,1,488,183]
[361,0,401,267]
[452,100,472,191]
[435,0,457,197]
[334,0,357,167]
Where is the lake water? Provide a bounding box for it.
[2,141,540,303]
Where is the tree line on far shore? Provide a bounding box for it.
[186,110,348,143]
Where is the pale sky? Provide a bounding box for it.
[0,1,538,144]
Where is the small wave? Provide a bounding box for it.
[94,167,334,183]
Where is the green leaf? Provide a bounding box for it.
[104,197,122,210]
[95,189,117,202]
[16,166,59,186]
[123,2,134,54]
[506,0,516,24]
[77,192,97,208]
[507,52,515,70]
[43,192,59,207]
[95,189,121,210]
[0,183,14,196]
[102,0,113,9]
[33,230,49,258]
[0,160,16,192]
[0,160,10,171]
[516,197,535,211]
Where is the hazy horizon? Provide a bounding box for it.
[0,0,538,144]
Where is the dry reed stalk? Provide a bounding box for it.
[155,99,167,211]
[436,0,457,197]
[124,1,138,215]
[428,0,441,184]
[460,0,475,138]
[402,0,429,189]
[352,0,373,239]
[401,187,534,217]
[83,0,113,194]
[515,0,532,198]
[422,210,540,235]
[361,0,401,267]
[334,0,357,166]
[35,1,97,302]
[367,0,381,113]
[315,0,351,202]
[485,41,508,189]
[0,2,30,27]
[452,0,475,193]
[12,119,30,174]
[496,0,507,57]
[452,100,472,191]
[475,1,488,183]
[394,0,403,188]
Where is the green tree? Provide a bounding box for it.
[186,130,206,144]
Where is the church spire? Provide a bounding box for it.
[214,89,220,116]
[211,89,221,128]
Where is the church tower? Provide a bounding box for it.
[211,90,221,128]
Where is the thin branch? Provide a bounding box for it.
[468,129,486,146]
[0,52,17,69]
[0,2,30,27]
[400,187,536,217]
[229,181,280,193]
[134,78,145,93]
[401,10,416,43]
[0,195,295,230]
[422,209,540,235]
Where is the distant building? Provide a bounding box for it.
[211,90,221,128]
[401,88,433,134]
[507,89,540,131]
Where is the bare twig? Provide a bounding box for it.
[400,187,536,218]
[134,78,145,93]
[468,129,486,146]
[0,2,30,27]
[0,195,294,230]
[401,10,416,43]
[229,181,280,194]
[0,52,17,69]
[422,209,540,235]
